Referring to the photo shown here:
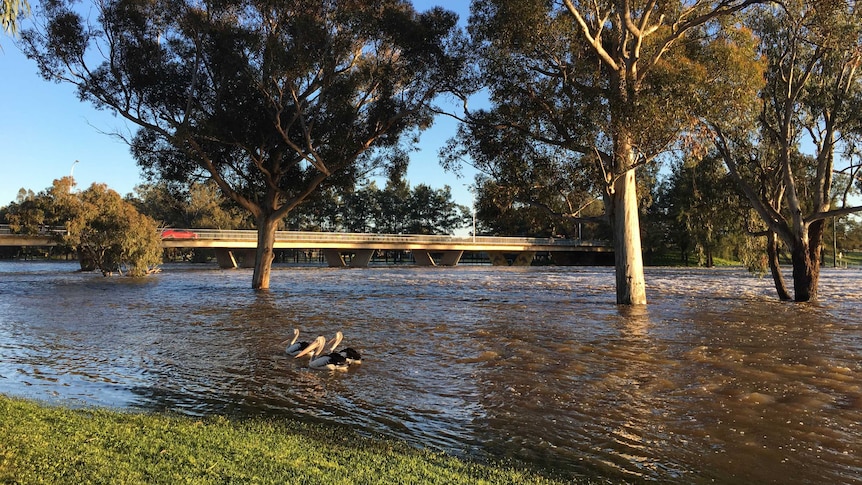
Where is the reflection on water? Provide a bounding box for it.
[1,262,860,483]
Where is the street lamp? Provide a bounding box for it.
[70,160,79,178]
[472,206,476,242]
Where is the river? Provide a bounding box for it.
[0,261,860,483]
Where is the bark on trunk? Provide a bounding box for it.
[766,231,792,301]
[251,217,278,290]
[610,169,647,305]
[790,220,824,302]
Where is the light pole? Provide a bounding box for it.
[69,160,79,178]
[472,206,476,242]
[464,183,476,242]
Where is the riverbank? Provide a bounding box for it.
[0,395,576,484]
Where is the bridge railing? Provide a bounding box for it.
[0,224,609,248]
[0,224,67,236]
[188,229,605,247]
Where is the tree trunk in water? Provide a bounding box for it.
[251,217,278,290]
[766,231,792,301]
[790,220,824,302]
[610,169,647,305]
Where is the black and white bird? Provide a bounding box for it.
[327,331,362,365]
[282,328,311,357]
[294,335,350,371]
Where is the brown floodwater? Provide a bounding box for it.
[0,262,860,483]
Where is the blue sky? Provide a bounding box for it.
[0,1,478,218]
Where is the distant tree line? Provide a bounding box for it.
[126,176,468,236]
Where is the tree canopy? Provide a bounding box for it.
[287,179,468,235]
[5,177,162,276]
[452,0,765,303]
[710,0,862,301]
[22,0,466,289]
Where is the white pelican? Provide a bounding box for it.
[294,336,350,371]
[328,331,362,365]
[282,328,311,357]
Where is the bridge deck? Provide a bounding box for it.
[1,226,610,252]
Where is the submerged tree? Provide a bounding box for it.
[711,1,862,301]
[455,0,765,304]
[67,183,163,276]
[23,0,465,289]
[6,177,162,276]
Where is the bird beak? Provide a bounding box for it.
[294,336,324,359]
[327,331,343,352]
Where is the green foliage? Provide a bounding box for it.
[66,183,163,277]
[131,181,251,230]
[21,0,468,288]
[449,0,765,301]
[710,1,862,301]
[654,153,751,267]
[5,178,162,276]
[287,178,468,235]
[0,395,575,485]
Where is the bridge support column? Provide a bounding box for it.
[349,249,374,268]
[487,251,536,266]
[412,249,436,266]
[412,250,464,266]
[215,249,237,269]
[237,249,257,268]
[323,249,375,267]
[439,250,463,266]
[323,249,347,267]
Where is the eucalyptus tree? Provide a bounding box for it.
[712,1,862,301]
[22,0,465,289]
[6,177,162,276]
[458,0,765,304]
[68,182,163,276]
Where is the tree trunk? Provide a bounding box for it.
[609,169,647,305]
[766,230,792,301]
[251,216,278,290]
[790,220,824,302]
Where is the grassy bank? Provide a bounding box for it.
[0,395,577,485]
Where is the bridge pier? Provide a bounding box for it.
[412,249,464,266]
[238,250,257,268]
[215,249,237,268]
[487,251,536,266]
[323,249,375,268]
[214,249,257,269]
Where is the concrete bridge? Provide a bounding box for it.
[0,225,612,268]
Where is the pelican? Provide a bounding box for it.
[328,331,362,365]
[295,336,350,371]
[282,328,311,357]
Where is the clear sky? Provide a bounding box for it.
[0,1,478,217]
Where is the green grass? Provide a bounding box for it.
[0,395,578,485]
